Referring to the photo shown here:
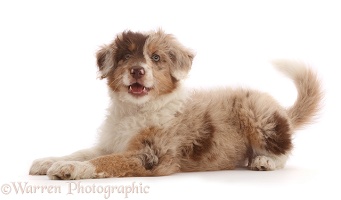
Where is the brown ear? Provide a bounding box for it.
[96,45,114,79]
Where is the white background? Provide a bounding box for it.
[0,0,340,199]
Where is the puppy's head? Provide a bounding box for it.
[96,30,194,104]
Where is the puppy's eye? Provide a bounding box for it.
[124,54,131,60]
[151,54,160,62]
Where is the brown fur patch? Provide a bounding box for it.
[264,112,292,155]
[246,91,250,98]
[96,47,108,72]
[114,31,148,64]
[106,64,127,92]
[126,127,181,176]
[190,112,215,161]
[127,127,160,170]
[90,153,152,177]
[152,68,179,95]
[89,128,162,177]
[127,127,158,150]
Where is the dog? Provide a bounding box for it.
[29,30,322,180]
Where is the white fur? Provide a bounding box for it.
[98,84,189,153]
[29,157,57,175]
[47,161,96,180]
[120,62,156,105]
[171,69,188,80]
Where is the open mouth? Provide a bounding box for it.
[128,83,150,96]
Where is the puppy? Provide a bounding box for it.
[29,30,322,180]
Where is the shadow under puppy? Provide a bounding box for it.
[29,30,322,180]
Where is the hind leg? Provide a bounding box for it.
[249,154,289,171]
[247,111,293,171]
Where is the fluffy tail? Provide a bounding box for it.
[273,60,323,129]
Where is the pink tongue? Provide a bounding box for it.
[131,83,144,93]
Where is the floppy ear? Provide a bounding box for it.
[96,45,115,79]
[169,45,195,80]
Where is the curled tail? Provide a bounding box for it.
[273,60,323,129]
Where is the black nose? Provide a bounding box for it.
[130,66,145,79]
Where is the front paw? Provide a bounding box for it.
[29,157,57,175]
[47,161,96,180]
